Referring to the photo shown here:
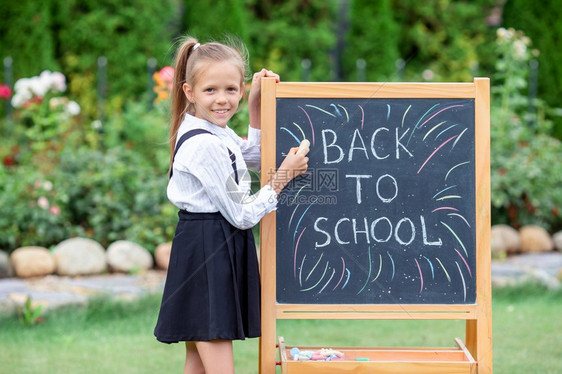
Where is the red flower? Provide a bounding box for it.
[3,155,15,166]
[0,84,12,100]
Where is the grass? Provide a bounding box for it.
[0,283,560,374]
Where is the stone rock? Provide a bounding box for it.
[553,231,562,251]
[519,225,554,253]
[0,250,13,278]
[154,242,172,270]
[106,241,153,273]
[53,238,107,276]
[491,224,521,255]
[10,247,56,278]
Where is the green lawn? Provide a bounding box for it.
[0,284,560,374]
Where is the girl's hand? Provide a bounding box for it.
[269,146,309,194]
[249,69,280,129]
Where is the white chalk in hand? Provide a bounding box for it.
[297,139,310,155]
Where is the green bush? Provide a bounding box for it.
[0,165,74,250]
[52,145,175,253]
[103,100,170,171]
[0,144,176,253]
[490,28,562,231]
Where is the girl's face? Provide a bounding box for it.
[183,60,244,128]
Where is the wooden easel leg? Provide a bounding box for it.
[465,319,477,360]
[466,316,493,373]
[258,328,277,374]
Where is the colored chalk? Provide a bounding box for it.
[290,347,300,360]
[356,357,370,361]
[311,353,325,360]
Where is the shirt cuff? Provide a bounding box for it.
[247,126,261,145]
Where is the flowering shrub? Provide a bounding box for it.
[10,71,81,136]
[1,69,175,253]
[5,71,86,172]
[491,28,562,231]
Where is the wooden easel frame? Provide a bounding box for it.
[259,78,491,373]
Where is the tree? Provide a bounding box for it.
[53,0,178,101]
[0,1,59,80]
[391,0,496,82]
[183,0,249,42]
[342,0,400,82]
[247,0,337,81]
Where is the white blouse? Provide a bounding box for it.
[167,114,278,230]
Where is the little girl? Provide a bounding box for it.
[153,36,309,373]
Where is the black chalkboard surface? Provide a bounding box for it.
[275,98,476,305]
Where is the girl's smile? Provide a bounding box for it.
[183,60,244,128]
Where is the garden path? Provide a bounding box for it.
[1,252,561,316]
[0,270,166,316]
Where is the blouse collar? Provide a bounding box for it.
[182,113,229,137]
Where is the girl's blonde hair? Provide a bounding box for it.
[168,35,250,172]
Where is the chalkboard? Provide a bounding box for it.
[275,98,476,305]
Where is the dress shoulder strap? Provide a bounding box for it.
[169,129,238,184]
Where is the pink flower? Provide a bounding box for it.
[159,66,174,82]
[37,196,49,210]
[0,84,11,100]
[49,72,66,92]
[49,205,61,216]
[159,66,174,91]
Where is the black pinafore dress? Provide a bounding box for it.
[154,129,261,343]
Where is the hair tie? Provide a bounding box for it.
[193,43,200,51]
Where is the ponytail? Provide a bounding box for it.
[169,37,199,173]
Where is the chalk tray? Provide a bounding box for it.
[278,336,476,374]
